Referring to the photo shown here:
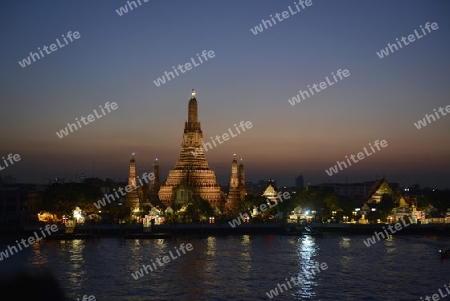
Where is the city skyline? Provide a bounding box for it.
[1,0,450,189]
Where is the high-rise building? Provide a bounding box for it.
[158,90,226,210]
[295,175,304,189]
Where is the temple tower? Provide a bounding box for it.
[226,154,241,214]
[128,154,136,189]
[147,156,162,205]
[158,90,225,209]
[238,157,246,201]
[125,153,140,208]
[149,157,160,194]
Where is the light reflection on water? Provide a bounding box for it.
[293,235,320,299]
[1,235,449,300]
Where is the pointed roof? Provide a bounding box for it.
[398,196,408,208]
[262,180,277,198]
[363,178,392,201]
[361,202,370,211]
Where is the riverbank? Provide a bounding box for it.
[0,222,448,240]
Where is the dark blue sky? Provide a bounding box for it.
[0,0,449,188]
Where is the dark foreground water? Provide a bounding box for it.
[0,234,449,300]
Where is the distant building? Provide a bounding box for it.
[0,178,46,226]
[2,175,17,185]
[245,181,254,197]
[295,175,304,189]
[308,178,401,208]
[332,182,372,199]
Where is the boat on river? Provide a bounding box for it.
[439,249,450,259]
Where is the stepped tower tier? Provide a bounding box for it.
[158,90,226,209]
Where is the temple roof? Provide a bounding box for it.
[362,178,393,201]
[262,181,277,198]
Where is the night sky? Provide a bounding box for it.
[1,0,449,189]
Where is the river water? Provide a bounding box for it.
[0,234,449,300]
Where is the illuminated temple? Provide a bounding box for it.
[157,90,227,210]
[123,90,246,215]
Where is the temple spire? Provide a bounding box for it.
[238,157,246,201]
[125,152,140,208]
[158,90,224,208]
[150,155,160,194]
[188,89,198,123]
[128,152,136,188]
